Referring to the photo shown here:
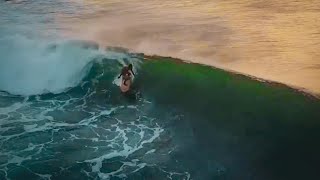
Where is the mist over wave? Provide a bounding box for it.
[0,35,102,96]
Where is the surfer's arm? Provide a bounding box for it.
[118,71,124,78]
[118,68,125,78]
[118,67,124,78]
[130,70,135,76]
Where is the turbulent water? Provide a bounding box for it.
[1,0,320,180]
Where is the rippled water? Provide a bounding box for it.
[0,45,194,179]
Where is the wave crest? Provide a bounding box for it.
[0,35,100,96]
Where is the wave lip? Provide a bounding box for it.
[0,36,100,96]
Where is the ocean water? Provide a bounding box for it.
[1,0,320,180]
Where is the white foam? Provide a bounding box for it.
[24,124,38,131]
[0,73,178,178]
[145,149,156,154]
[0,35,98,96]
[84,119,164,178]
[8,155,31,165]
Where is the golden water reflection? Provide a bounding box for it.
[65,0,320,95]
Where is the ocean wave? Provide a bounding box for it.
[0,35,138,96]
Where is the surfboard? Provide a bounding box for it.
[120,76,132,93]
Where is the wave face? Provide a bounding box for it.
[0,46,320,179]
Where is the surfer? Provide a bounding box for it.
[118,64,135,86]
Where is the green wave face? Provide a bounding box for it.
[135,57,320,179]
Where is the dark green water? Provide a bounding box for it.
[135,57,320,180]
[0,51,320,180]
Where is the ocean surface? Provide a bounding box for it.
[1,0,320,180]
